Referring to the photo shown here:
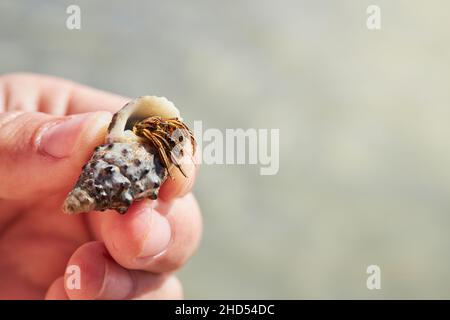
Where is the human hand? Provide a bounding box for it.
[0,73,202,299]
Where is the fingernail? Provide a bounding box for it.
[39,112,106,158]
[138,211,171,259]
[98,259,134,300]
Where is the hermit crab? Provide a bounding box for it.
[63,96,196,214]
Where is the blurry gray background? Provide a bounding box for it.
[1,0,450,298]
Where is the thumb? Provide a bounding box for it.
[0,111,112,199]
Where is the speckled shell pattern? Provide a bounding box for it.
[63,141,167,214]
[63,96,182,215]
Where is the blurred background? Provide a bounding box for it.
[1,0,450,299]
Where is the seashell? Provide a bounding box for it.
[63,96,187,214]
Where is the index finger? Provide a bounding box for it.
[0,73,129,115]
[66,83,129,115]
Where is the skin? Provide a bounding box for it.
[0,73,202,299]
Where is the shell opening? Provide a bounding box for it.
[107,96,181,143]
